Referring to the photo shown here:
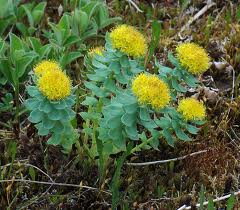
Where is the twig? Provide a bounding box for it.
[178,1,216,35]
[177,205,187,210]
[126,0,143,13]
[1,162,54,183]
[126,150,208,166]
[0,179,111,195]
[177,189,240,209]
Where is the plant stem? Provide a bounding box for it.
[111,143,133,209]
[14,83,20,136]
[130,136,153,154]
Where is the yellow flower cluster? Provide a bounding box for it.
[37,69,71,100]
[177,98,206,121]
[132,73,170,110]
[88,46,105,57]
[34,60,61,76]
[109,25,147,57]
[176,43,210,74]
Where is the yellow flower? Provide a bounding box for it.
[132,73,170,109]
[37,69,71,100]
[177,98,206,121]
[88,46,105,57]
[176,43,210,74]
[109,25,147,57]
[34,60,61,76]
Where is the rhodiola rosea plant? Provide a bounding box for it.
[81,24,210,207]
[25,61,77,152]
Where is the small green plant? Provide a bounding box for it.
[18,1,46,36]
[25,61,77,152]
[0,33,37,129]
[0,0,46,37]
[44,0,121,69]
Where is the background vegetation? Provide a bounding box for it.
[1,0,240,209]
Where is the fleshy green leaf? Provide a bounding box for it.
[38,101,52,113]
[125,125,138,140]
[140,107,151,121]
[48,109,61,121]
[42,117,55,129]
[26,86,41,97]
[28,109,43,123]
[25,98,41,110]
[121,113,136,127]
[81,96,98,106]
[162,129,175,147]
[47,133,61,145]
[185,124,199,135]
[35,123,49,136]
[123,103,138,114]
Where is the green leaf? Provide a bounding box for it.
[16,56,34,78]
[125,124,138,140]
[150,130,160,149]
[172,121,191,141]
[32,2,46,25]
[207,197,214,210]
[155,117,171,129]
[171,77,187,92]
[22,4,34,27]
[35,122,49,136]
[141,120,158,129]
[92,59,107,69]
[52,101,66,110]
[185,124,199,135]
[139,107,151,121]
[27,86,41,97]
[121,113,136,127]
[158,65,172,75]
[10,33,24,59]
[199,185,205,210]
[51,121,64,133]
[73,9,89,35]
[104,79,117,92]
[60,51,82,68]
[123,103,138,114]
[48,109,62,121]
[162,129,175,147]
[109,61,121,74]
[115,73,128,84]
[42,117,55,129]
[81,96,98,106]
[103,104,123,117]
[64,96,75,107]
[16,22,28,36]
[99,17,122,30]
[29,167,36,181]
[108,127,123,140]
[227,194,235,210]
[147,20,161,63]
[120,55,130,68]
[194,120,206,125]
[84,81,108,97]
[80,112,101,121]
[28,109,43,123]
[47,133,61,145]
[107,116,122,129]
[183,73,198,87]
[168,52,179,67]
[25,98,41,110]
[82,1,100,18]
